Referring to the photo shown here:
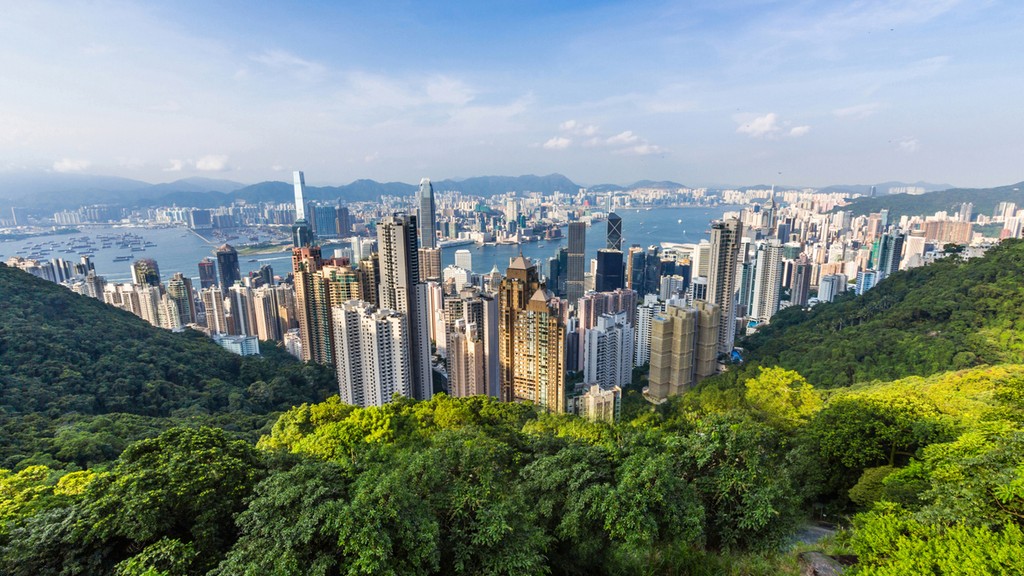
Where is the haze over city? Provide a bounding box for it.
[3,0,1022,188]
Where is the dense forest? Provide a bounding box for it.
[0,264,336,469]
[2,240,1024,574]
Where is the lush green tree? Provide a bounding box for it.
[0,466,54,543]
[851,504,1024,575]
[673,414,801,550]
[81,427,266,573]
[213,460,351,576]
[114,538,199,576]
[743,367,822,430]
[520,444,616,574]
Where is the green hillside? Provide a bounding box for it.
[836,181,1024,220]
[0,264,336,469]
[741,239,1024,387]
[3,363,1023,575]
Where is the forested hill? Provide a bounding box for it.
[741,239,1024,387]
[836,181,1024,220]
[0,264,335,469]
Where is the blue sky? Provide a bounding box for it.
[1,0,1022,188]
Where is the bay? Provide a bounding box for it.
[442,205,742,274]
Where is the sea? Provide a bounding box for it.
[0,206,740,284]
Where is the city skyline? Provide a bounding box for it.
[2,1,1022,188]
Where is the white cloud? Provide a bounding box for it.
[251,49,327,82]
[334,72,483,116]
[424,76,475,106]
[558,122,664,154]
[833,103,882,119]
[163,159,184,172]
[196,154,229,171]
[898,137,919,153]
[52,158,91,172]
[616,144,666,156]
[736,113,809,139]
[559,119,599,136]
[364,152,380,163]
[736,113,780,138]
[543,136,572,150]
[606,130,639,145]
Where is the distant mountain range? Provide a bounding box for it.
[0,173,586,212]
[0,170,1003,215]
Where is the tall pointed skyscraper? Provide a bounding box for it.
[607,212,622,250]
[417,178,437,249]
[293,171,307,220]
[707,218,742,357]
[292,171,313,248]
[377,214,433,401]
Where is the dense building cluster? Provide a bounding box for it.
[6,178,1009,420]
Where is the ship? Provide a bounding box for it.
[437,238,475,248]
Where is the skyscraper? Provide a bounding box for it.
[197,258,217,289]
[576,288,637,371]
[497,258,544,397]
[448,319,486,397]
[165,272,195,326]
[228,284,259,337]
[358,252,380,307]
[648,301,720,400]
[511,286,566,413]
[817,274,847,303]
[292,246,333,364]
[594,249,625,292]
[292,171,313,248]
[377,214,432,401]
[634,294,663,367]
[790,257,812,307]
[750,240,783,324]
[338,205,352,235]
[200,286,228,334]
[215,244,240,290]
[310,205,339,239]
[607,212,622,250]
[252,285,283,341]
[454,249,473,271]
[418,247,442,282]
[873,233,905,280]
[707,218,742,356]
[131,258,161,287]
[583,311,634,391]
[417,178,437,249]
[566,221,586,305]
[333,300,412,408]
